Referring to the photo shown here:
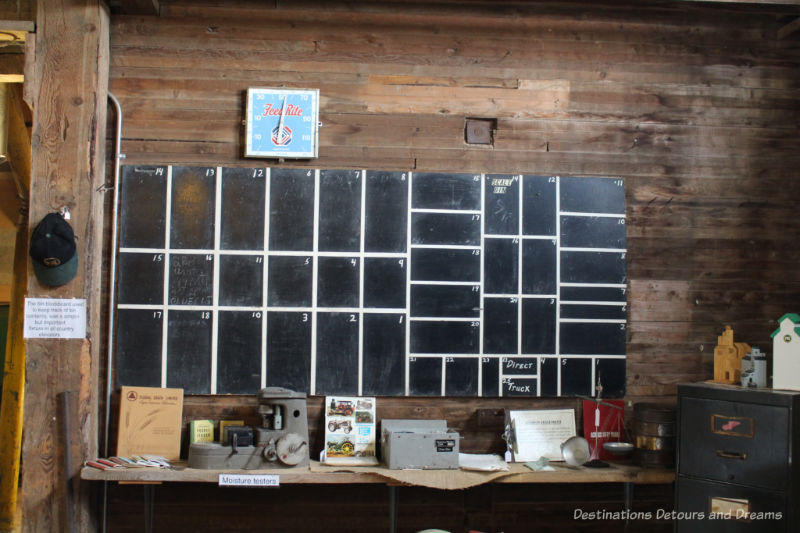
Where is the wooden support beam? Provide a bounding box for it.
[0,20,34,38]
[0,203,28,533]
[21,1,109,532]
[0,77,30,533]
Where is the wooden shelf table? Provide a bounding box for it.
[82,460,674,532]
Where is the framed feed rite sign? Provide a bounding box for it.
[244,87,320,159]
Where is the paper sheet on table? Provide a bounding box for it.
[458,453,509,472]
[508,409,576,462]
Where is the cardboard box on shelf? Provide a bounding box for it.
[117,386,183,462]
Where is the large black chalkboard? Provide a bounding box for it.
[411,213,480,246]
[445,358,479,396]
[522,240,557,295]
[220,167,266,250]
[481,358,500,396]
[521,298,556,354]
[502,357,537,376]
[409,357,442,396]
[269,168,315,251]
[560,322,626,355]
[115,309,162,387]
[540,357,559,396]
[363,257,406,309]
[411,248,480,282]
[412,172,481,211]
[484,238,519,294]
[560,358,593,396]
[315,312,360,395]
[170,167,216,250]
[219,255,263,307]
[410,285,479,318]
[483,298,518,354]
[561,303,626,320]
[166,310,212,394]
[267,255,313,307]
[365,171,407,252]
[168,254,213,306]
[561,251,626,284]
[317,257,359,308]
[319,170,361,252]
[217,311,262,394]
[116,168,626,398]
[522,176,557,236]
[119,166,167,248]
[410,321,480,354]
[485,174,519,235]
[561,216,626,249]
[117,253,164,305]
[362,313,405,395]
[561,286,626,302]
[266,312,311,392]
[561,177,625,214]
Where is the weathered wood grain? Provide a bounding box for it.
[23,1,108,532]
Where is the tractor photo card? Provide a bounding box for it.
[323,396,377,465]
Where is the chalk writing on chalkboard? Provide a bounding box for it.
[116,168,626,398]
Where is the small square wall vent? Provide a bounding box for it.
[465,118,495,145]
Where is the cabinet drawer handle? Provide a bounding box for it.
[716,450,747,460]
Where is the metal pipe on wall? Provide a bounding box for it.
[102,91,124,533]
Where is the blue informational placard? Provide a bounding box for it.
[245,88,319,158]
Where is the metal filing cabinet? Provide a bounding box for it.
[676,383,800,532]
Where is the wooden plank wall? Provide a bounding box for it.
[103,1,800,531]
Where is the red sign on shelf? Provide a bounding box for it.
[583,399,625,461]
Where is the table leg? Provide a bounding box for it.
[143,484,155,533]
[388,485,398,533]
[624,482,633,511]
[624,482,633,529]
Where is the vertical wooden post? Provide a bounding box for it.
[0,82,34,533]
[22,1,108,532]
[0,208,29,533]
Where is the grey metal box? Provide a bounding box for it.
[380,419,459,470]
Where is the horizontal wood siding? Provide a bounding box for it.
[104,1,799,529]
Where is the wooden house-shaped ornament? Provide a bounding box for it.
[771,313,800,391]
[713,325,750,384]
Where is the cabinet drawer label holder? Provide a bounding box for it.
[710,414,754,438]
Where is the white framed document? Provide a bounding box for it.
[505,409,577,462]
